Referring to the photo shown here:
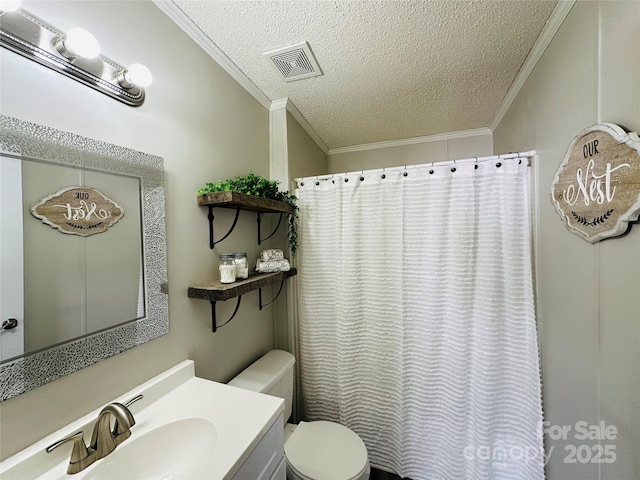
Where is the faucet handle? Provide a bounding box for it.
[46,431,89,464]
[124,394,143,409]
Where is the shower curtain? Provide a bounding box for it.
[295,157,544,480]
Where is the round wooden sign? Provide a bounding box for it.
[551,123,640,243]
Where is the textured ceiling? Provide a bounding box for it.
[172,0,558,149]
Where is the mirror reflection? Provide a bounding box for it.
[0,155,145,362]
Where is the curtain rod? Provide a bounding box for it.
[294,150,536,183]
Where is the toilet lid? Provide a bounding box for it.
[285,421,368,480]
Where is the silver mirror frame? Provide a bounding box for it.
[0,115,168,401]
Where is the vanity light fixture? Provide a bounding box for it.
[0,6,151,106]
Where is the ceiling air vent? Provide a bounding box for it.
[263,41,323,82]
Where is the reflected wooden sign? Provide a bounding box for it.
[31,186,125,236]
[551,124,640,243]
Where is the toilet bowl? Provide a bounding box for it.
[228,350,370,480]
[284,421,370,480]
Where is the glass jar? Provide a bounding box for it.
[219,254,236,284]
[233,252,249,280]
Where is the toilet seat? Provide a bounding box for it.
[285,421,369,480]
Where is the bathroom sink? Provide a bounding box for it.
[0,361,284,480]
[81,418,217,480]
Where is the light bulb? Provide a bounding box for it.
[122,63,152,88]
[60,28,100,59]
[0,0,21,12]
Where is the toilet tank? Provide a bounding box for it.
[228,350,295,422]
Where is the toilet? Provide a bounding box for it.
[228,350,370,480]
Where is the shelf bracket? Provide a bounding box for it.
[258,276,286,310]
[210,296,242,332]
[208,205,241,249]
[257,212,284,245]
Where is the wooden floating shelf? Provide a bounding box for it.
[197,191,293,248]
[188,268,297,302]
[197,191,294,214]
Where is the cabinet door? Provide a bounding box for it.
[270,457,286,480]
[233,414,284,480]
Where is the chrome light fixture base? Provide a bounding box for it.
[0,9,146,107]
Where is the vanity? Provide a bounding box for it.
[0,360,286,480]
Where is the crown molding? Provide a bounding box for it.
[283,100,329,154]
[490,0,576,131]
[152,0,271,110]
[328,127,493,155]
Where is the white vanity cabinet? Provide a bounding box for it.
[233,414,285,480]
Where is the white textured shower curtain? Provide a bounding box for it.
[296,158,544,480]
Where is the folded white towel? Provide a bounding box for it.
[255,258,290,273]
[260,249,284,262]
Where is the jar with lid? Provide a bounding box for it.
[219,254,236,284]
[233,252,248,279]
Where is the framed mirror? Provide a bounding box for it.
[0,115,168,401]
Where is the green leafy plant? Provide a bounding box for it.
[198,173,299,255]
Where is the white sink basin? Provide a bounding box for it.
[81,418,217,480]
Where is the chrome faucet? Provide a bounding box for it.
[46,395,142,474]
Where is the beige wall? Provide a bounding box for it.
[494,2,639,479]
[327,131,493,173]
[286,112,327,183]
[0,0,277,459]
